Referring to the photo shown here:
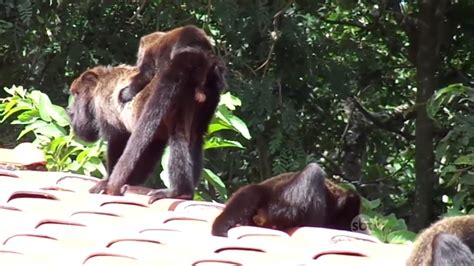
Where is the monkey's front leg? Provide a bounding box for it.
[89,132,129,195]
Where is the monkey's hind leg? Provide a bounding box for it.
[211,185,268,237]
[148,132,195,203]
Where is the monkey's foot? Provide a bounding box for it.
[120,185,154,195]
[147,189,193,204]
[89,180,108,194]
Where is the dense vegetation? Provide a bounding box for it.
[1,0,473,241]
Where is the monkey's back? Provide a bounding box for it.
[407,215,474,266]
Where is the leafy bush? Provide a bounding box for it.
[428,83,474,215]
[361,198,416,244]
[0,86,250,201]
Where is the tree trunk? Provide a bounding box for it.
[410,0,448,231]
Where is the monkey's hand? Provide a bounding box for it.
[147,188,193,204]
[89,180,109,194]
[118,86,136,103]
[119,74,149,103]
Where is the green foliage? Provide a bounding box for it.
[0,86,250,201]
[362,198,416,244]
[428,84,474,214]
[1,0,474,236]
[0,85,107,176]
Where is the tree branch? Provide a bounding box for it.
[351,97,415,140]
[313,13,371,31]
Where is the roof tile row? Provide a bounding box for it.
[0,145,411,265]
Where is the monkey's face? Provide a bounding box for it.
[68,70,100,142]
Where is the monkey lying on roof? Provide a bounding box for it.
[212,163,362,237]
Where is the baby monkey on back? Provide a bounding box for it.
[119,25,214,103]
[212,163,362,236]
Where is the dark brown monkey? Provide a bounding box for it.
[69,38,225,202]
[407,215,474,266]
[211,163,362,237]
[119,25,214,103]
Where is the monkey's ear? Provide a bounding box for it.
[81,70,99,85]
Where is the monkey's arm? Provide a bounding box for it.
[212,184,268,237]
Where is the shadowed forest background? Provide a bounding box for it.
[1,0,473,242]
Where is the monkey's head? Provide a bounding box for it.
[69,65,140,142]
[137,31,165,65]
[68,68,105,142]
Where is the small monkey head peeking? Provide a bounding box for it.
[68,25,226,202]
[211,163,362,237]
[407,215,474,266]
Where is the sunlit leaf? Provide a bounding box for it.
[202,168,227,200]
[454,154,474,165]
[17,120,48,139]
[30,91,52,122]
[50,105,70,127]
[160,147,171,188]
[219,91,241,110]
[215,106,251,139]
[204,136,244,150]
[387,230,416,244]
[207,119,234,135]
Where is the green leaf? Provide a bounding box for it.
[50,105,70,127]
[215,106,251,139]
[17,120,48,139]
[30,91,52,122]
[36,123,67,138]
[0,105,31,122]
[160,147,171,188]
[204,136,244,150]
[387,230,416,244]
[219,92,241,110]
[17,110,39,123]
[460,174,474,186]
[454,154,474,165]
[202,168,227,200]
[207,119,234,135]
[370,228,385,242]
[428,83,466,118]
[362,198,381,210]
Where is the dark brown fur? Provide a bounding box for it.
[120,25,214,103]
[211,163,361,237]
[407,215,474,266]
[69,34,225,202]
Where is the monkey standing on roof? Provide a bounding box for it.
[68,25,226,203]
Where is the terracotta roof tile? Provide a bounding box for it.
[0,144,412,265]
